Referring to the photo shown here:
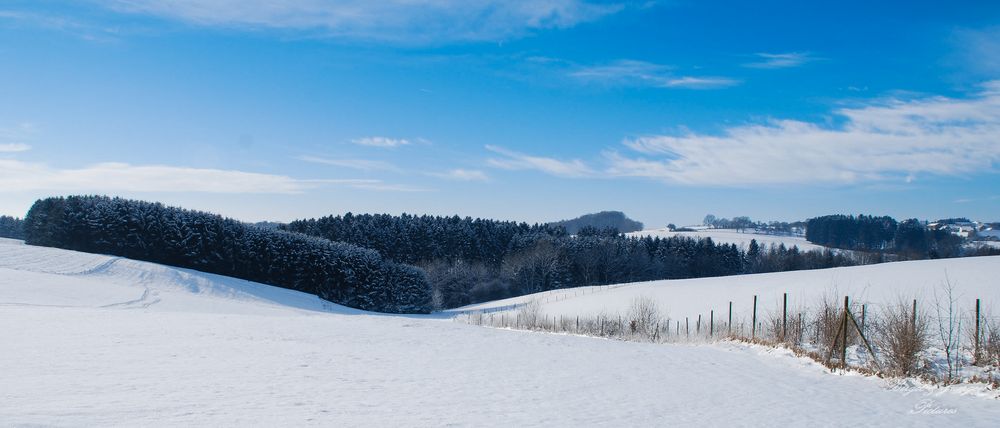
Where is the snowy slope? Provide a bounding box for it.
[0,238,356,315]
[455,255,1000,326]
[2,238,998,426]
[627,227,827,251]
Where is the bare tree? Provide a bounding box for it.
[516,299,542,330]
[933,277,964,383]
[983,316,1000,367]
[628,296,661,340]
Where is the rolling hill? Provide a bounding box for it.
[2,238,998,426]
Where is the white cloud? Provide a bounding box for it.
[0,160,319,194]
[0,143,30,153]
[570,60,738,89]
[607,81,1000,186]
[486,145,593,178]
[743,52,814,69]
[351,136,411,148]
[297,155,400,172]
[98,0,623,43]
[0,10,120,42]
[661,76,739,89]
[0,159,425,194]
[0,122,37,152]
[952,26,1000,76]
[430,169,489,181]
[348,183,432,192]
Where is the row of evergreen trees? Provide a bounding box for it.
[805,214,972,259]
[287,214,858,309]
[23,196,433,313]
[805,214,897,251]
[0,215,24,239]
[284,213,565,266]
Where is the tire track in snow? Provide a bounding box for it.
[100,287,161,309]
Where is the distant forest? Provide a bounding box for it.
[805,214,992,259]
[548,211,644,234]
[22,196,432,313]
[286,214,858,309]
[0,215,24,240]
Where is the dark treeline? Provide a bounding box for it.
[23,196,432,313]
[805,214,984,259]
[0,215,24,239]
[287,214,857,309]
[548,211,644,234]
[805,215,897,251]
[285,213,566,266]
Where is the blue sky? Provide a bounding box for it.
[1,0,998,227]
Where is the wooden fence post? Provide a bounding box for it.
[697,314,701,335]
[841,296,849,369]
[975,298,981,363]
[710,310,714,338]
[752,295,758,340]
[685,317,689,338]
[728,301,733,334]
[782,292,788,341]
[861,304,866,336]
[798,313,802,343]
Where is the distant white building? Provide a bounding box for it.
[943,224,976,238]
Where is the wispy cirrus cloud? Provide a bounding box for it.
[0,122,37,152]
[429,168,490,182]
[0,10,122,42]
[743,52,816,69]
[0,143,30,153]
[0,159,430,193]
[661,76,740,89]
[570,60,739,89]
[348,182,432,192]
[297,155,401,172]
[486,145,593,177]
[607,81,1000,186]
[351,136,412,148]
[96,0,624,43]
[951,26,1000,76]
[0,160,331,194]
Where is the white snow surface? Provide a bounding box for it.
[627,227,827,251]
[456,256,1000,329]
[2,238,999,426]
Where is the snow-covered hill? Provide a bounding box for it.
[627,227,827,251]
[2,238,998,426]
[454,255,1000,326]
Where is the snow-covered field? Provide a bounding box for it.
[455,256,1000,326]
[627,227,827,251]
[2,238,999,426]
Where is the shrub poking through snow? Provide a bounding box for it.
[874,298,930,376]
[628,296,661,341]
[458,287,999,387]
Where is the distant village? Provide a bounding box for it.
[927,218,1000,247]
